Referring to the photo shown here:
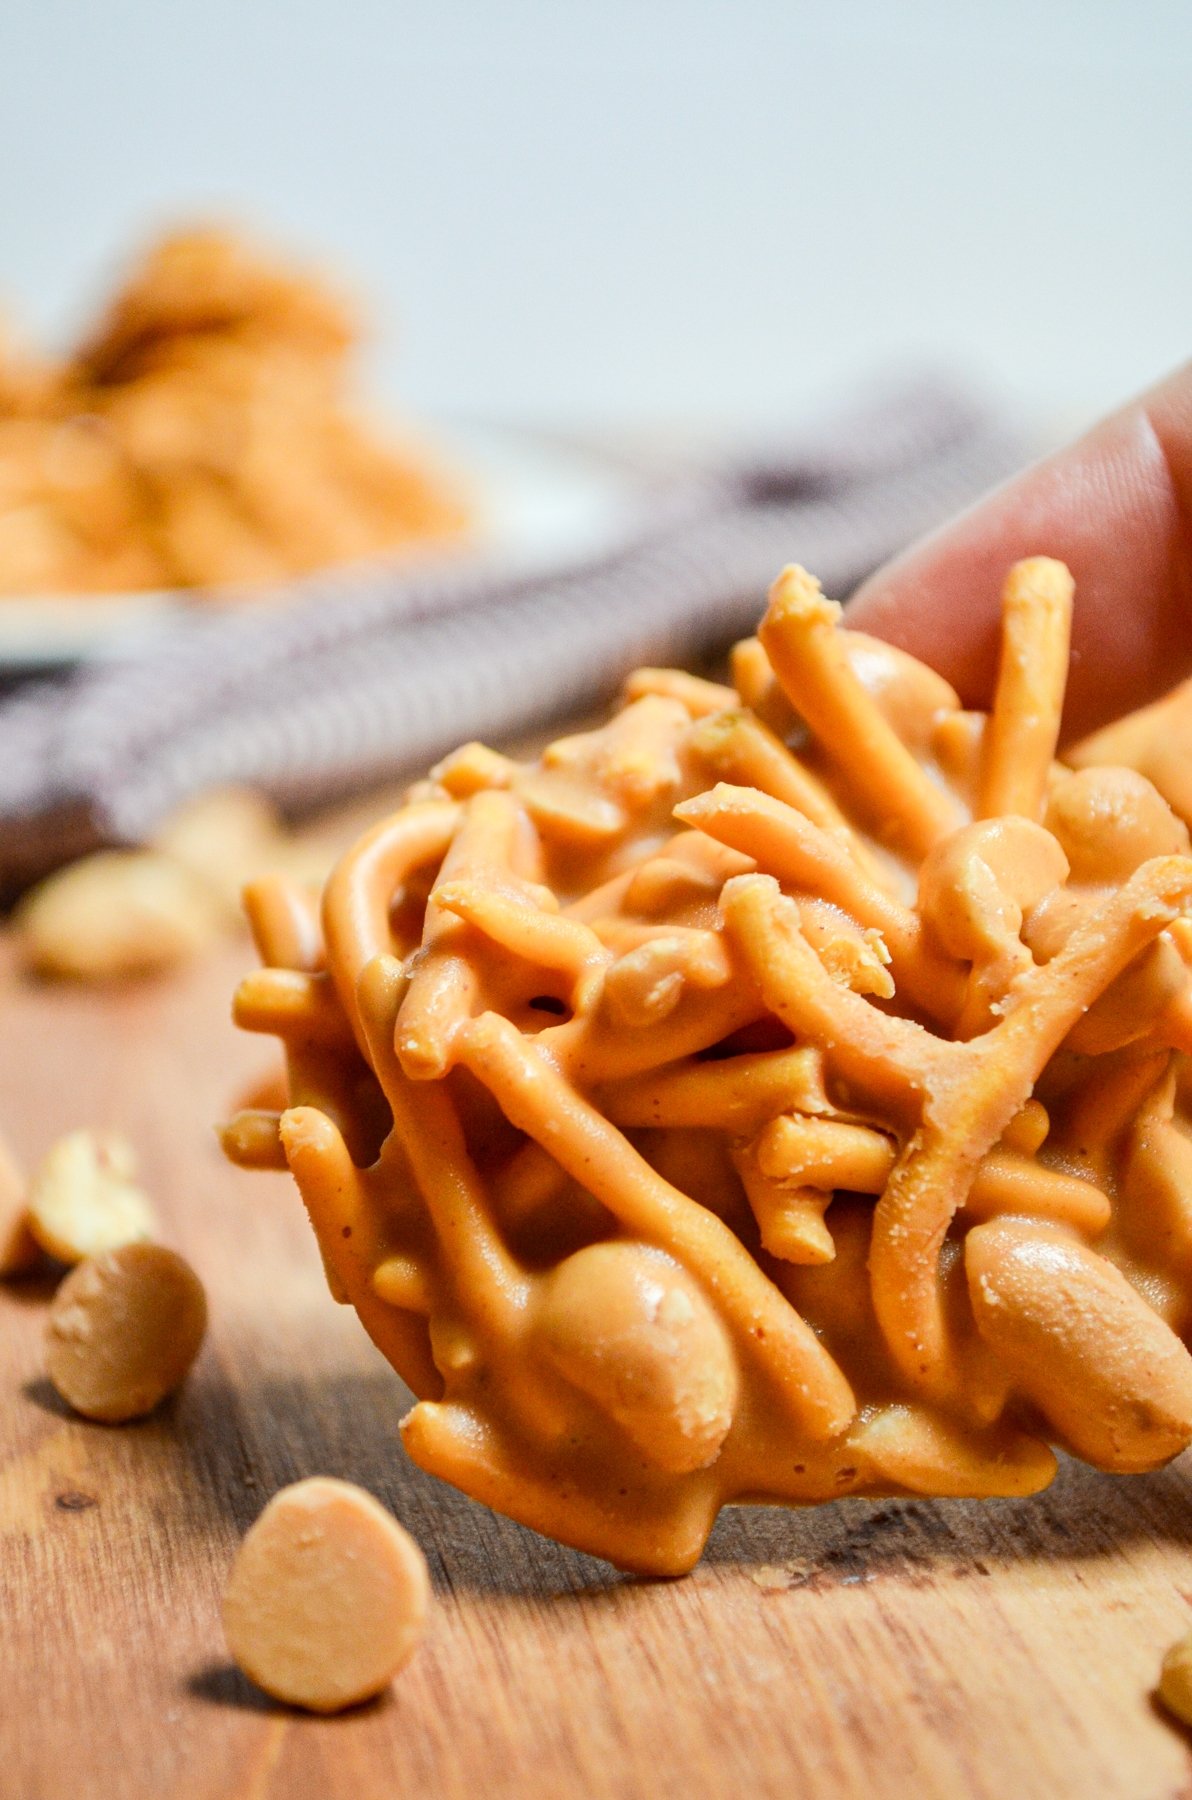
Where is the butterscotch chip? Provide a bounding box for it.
[222,1477,429,1712]
[45,1242,207,1422]
[1159,1632,1192,1728]
[17,850,222,980]
[27,1131,156,1265]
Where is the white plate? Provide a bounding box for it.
[0,422,648,668]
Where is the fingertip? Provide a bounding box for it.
[847,376,1192,738]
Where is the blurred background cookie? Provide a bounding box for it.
[0,224,468,597]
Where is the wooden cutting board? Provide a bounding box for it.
[4,933,1192,1800]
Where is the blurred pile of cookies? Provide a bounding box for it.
[0,225,468,595]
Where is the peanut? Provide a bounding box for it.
[153,785,328,916]
[535,1241,739,1473]
[27,1130,156,1265]
[1045,766,1189,884]
[965,1220,1192,1472]
[17,850,221,980]
[854,1403,1056,1498]
[45,1242,207,1421]
[1159,1630,1192,1728]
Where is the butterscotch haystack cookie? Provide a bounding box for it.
[0,224,467,595]
[225,558,1192,1574]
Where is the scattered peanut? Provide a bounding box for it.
[45,1241,207,1421]
[27,1130,156,1264]
[222,1477,430,1713]
[17,849,222,979]
[1159,1631,1192,1728]
[153,786,295,918]
[15,786,332,983]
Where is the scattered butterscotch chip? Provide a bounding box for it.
[0,1133,38,1276]
[27,1130,156,1264]
[222,1477,429,1713]
[45,1242,207,1421]
[1159,1631,1192,1728]
[17,849,222,979]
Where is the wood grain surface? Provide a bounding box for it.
[5,933,1192,1800]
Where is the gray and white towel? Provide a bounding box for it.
[0,375,1026,893]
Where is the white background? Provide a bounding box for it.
[2,1,1189,440]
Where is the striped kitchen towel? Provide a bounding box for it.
[0,374,1024,891]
